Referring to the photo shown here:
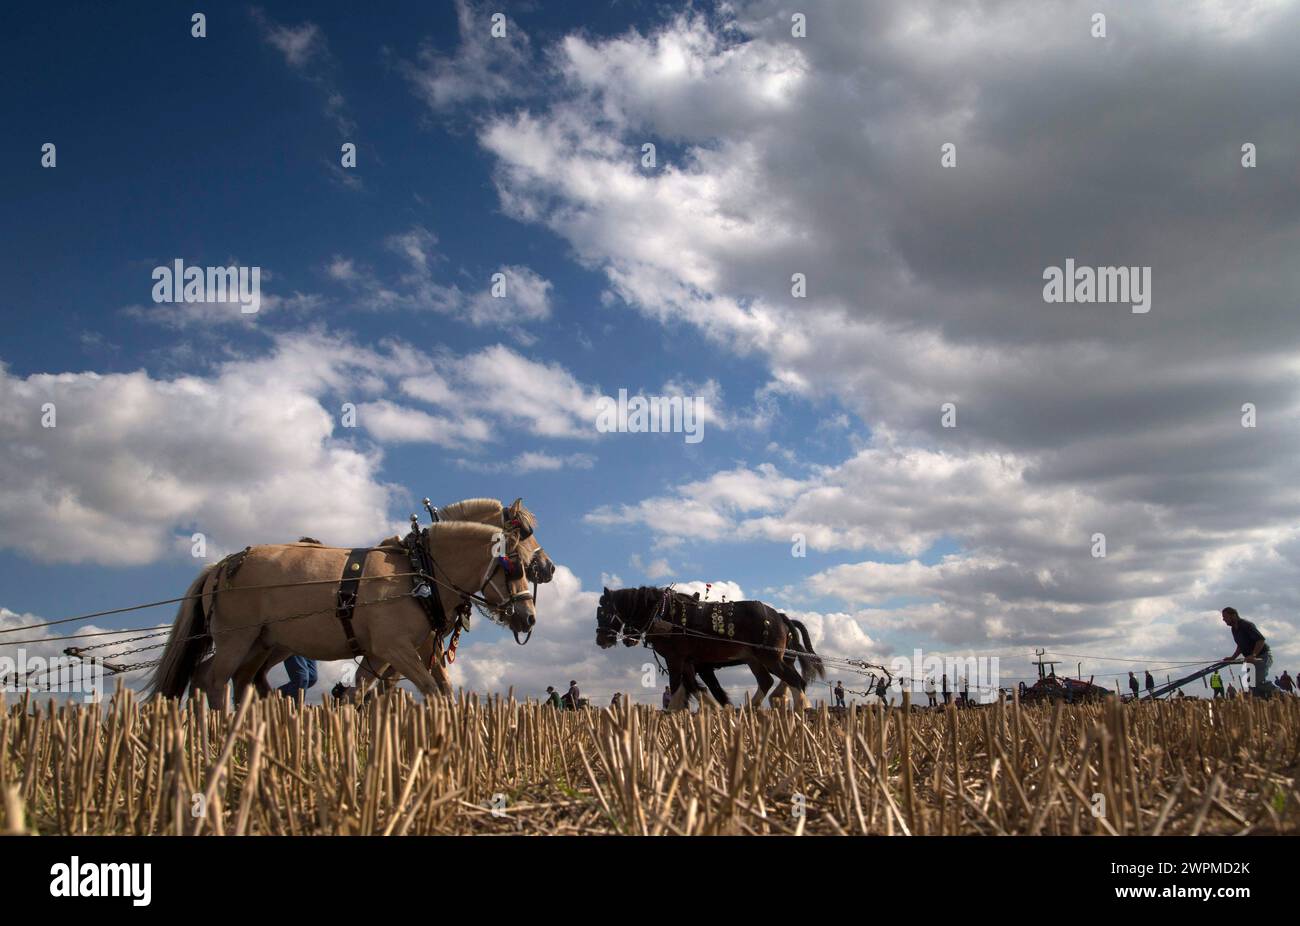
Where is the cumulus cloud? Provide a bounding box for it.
[0,344,397,565]
[463,2,1300,673]
[0,330,609,566]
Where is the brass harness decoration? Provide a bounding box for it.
[662,590,736,639]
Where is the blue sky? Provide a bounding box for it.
[3,0,1299,702]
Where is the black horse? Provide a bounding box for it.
[596,586,824,709]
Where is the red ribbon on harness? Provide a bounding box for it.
[444,627,462,665]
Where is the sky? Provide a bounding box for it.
[2,0,1298,705]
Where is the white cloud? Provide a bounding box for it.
[466,265,553,326]
[0,330,607,566]
[356,399,491,447]
[257,18,324,69]
[466,2,1300,668]
[421,344,604,440]
[399,0,534,111]
[123,289,323,329]
[455,451,596,474]
[329,229,555,333]
[509,451,593,472]
[0,607,169,696]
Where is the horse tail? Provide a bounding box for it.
[149,565,215,698]
[785,617,825,682]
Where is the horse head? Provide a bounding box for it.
[488,531,538,641]
[428,521,537,641]
[596,587,622,649]
[596,586,660,649]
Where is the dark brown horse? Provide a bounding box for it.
[596,586,823,709]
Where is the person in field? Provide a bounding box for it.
[924,676,937,706]
[1222,607,1273,697]
[1144,671,1155,698]
[1128,672,1140,699]
[834,681,845,707]
[1209,670,1224,698]
[278,655,317,700]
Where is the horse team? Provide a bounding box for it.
[149,498,823,708]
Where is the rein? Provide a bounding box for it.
[419,533,535,645]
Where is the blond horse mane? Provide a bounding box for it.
[425,520,534,586]
[439,498,503,522]
[440,497,537,536]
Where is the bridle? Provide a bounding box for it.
[477,543,535,645]
[424,532,536,645]
[598,589,660,647]
[597,601,624,641]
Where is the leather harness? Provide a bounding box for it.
[335,548,371,658]
[334,533,454,659]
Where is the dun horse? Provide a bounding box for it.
[596,586,824,709]
[150,517,539,703]
[245,498,554,696]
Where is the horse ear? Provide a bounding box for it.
[603,585,609,594]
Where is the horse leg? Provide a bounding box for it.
[203,627,261,710]
[698,666,730,707]
[356,634,434,693]
[372,643,443,699]
[667,658,691,711]
[189,657,213,704]
[769,655,809,711]
[417,634,455,696]
[234,645,275,699]
[426,652,453,697]
[696,683,722,711]
[667,686,689,710]
[661,664,680,709]
[253,645,291,697]
[748,664,774,707]
[679,659,710,709]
